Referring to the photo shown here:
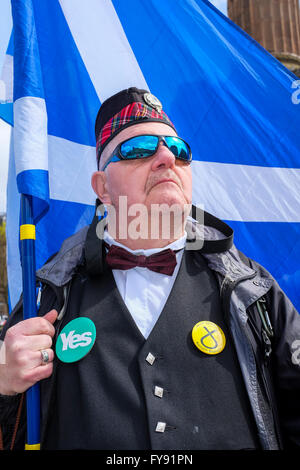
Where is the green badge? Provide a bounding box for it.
[56,317,96,363]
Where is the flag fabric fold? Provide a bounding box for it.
[3,0,300,312]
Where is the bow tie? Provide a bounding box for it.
[105,244,180,276]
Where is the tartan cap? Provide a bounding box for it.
[95,87,176,166]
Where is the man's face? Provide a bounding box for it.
[91,122,193,213]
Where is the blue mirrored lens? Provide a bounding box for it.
[165,137,190,161]
[120,135,158,159]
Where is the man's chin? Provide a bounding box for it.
[147,189,188,209]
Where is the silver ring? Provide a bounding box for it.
[41,350,49,364]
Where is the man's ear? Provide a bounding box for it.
[91,171,112,205]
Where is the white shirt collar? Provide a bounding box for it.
[103,229,187,256]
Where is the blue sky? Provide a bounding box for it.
[210,0,227,16]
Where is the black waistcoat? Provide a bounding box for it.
[43,250,260,450]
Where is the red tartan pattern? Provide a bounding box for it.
[96,102,174,156]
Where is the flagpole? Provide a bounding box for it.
[20,194,41,450]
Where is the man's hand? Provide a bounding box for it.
[0,310,58,396]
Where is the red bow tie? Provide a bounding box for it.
[105,244,180,276]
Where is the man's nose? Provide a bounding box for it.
[151,141,176,170]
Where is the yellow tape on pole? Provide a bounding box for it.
[25,443,41,450]
[20,224,36,240]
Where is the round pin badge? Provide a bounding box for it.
[56,317,96,363]
[143,92,163,113]
[192,321,226,355]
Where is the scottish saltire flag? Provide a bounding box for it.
[4,0,300,312]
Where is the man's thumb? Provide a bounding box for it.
[43,309,58,324]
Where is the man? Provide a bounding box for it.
[0,88,299,450]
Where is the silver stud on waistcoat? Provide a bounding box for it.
[146,352,156,365]
[154,386,164,398]
[155,422,166,433]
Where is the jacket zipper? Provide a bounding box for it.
[220,272,278,450]
[253,298,283,449]
[256,297,274,340]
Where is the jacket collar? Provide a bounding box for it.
[36,202,266,291]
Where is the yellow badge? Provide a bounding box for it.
[192,321,226,355]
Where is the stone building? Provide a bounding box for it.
[228,0,300,77]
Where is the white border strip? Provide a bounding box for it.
[192,160,300,222]
[48,136,300,222]
[48,134,96,205]
[59,0,149,102]
[14,96,48,174]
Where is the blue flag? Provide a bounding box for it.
[4,0,300,312]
